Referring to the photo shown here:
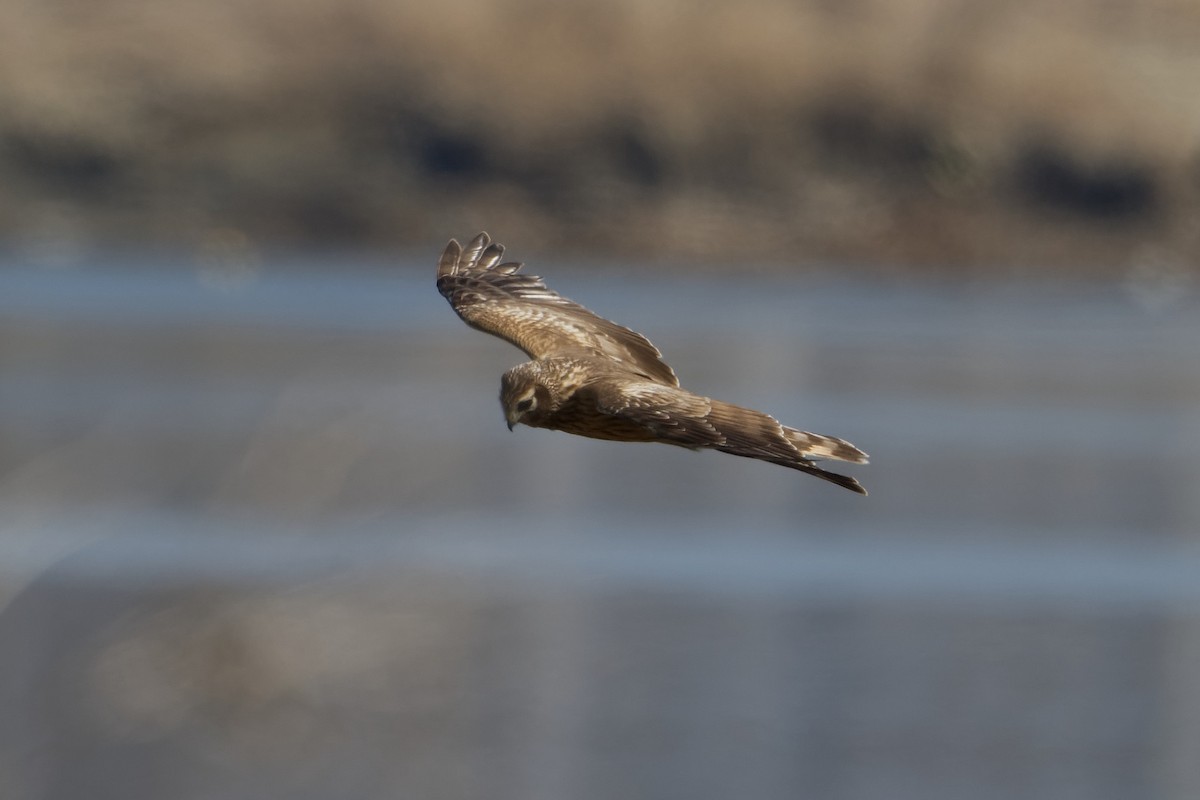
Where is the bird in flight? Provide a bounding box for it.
[436,232,869,494]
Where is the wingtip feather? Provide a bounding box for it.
[478,242,506,269]
[462,232,491,267]
[805,466,868,495]
[438,239,463,277]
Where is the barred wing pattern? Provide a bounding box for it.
[437,233,678,386]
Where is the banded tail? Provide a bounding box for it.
[705,399,869,494]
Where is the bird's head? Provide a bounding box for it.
[500,364,547,430]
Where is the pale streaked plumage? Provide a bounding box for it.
[437,232,869,494]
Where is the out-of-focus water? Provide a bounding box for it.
[0,256,1198,800]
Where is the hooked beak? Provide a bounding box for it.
[505,409,521,431]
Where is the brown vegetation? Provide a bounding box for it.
[2,0,1199,274]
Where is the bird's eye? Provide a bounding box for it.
[515,398,534,412]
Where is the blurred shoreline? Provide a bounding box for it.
[3,0,1199,276]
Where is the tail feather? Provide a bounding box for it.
[783,427,869,464]
[704,399,868,494]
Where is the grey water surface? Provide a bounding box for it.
[0,256,1198,800]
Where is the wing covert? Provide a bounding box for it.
[436,232,679,386]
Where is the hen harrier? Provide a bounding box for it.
[436,232,869,494]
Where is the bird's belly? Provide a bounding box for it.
[534,406,658,443]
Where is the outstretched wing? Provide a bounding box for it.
[593,380,869,494]
[436,232,679,386]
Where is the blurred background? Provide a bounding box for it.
[2,1,1199,798]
